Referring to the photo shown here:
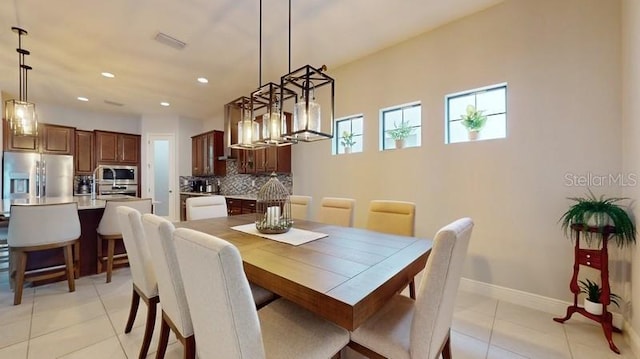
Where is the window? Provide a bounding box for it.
[380,102,422,150]
[446,83,507,144]
[334,115,364,155]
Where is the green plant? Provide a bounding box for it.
[388,120,415,140]
[460,105,487,132]
[340,131,356,147]
[578,279,621,307]
[559,189,636,247]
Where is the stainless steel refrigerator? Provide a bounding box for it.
[3,152,74,199]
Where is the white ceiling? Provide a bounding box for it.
[0,0,502,121]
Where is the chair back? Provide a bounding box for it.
[98,198,152,236]
[366,200,415,236]
[186,195,227,220]
[410,218,473,359]
[173,227,265,359]
[318,197,356,227]
[9,203,80,247]
[289,195,312,220]
[142,213,193,337]
[117,206,158,298]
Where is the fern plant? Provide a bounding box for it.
[578,279,621,307]
[559,189,636,248]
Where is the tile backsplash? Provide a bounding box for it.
[180,160,292,195]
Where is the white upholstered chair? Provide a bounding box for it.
[185,195,227,220]
[97,198,152,283]
[142,214,195,359]
[289,195,312,220]
[173,227,349,359]
[366,200,417,298]
[117,206,159,359]
[349,218,474,359]
[318,197,356,227]
[8,203,80,305]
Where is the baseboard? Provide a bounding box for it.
[458,278,626,334]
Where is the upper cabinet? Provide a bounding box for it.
[75,130,94,175]
[237,113,292,174]
[95,130,140,165]
[192,130,226,176]
[3,120,75,155]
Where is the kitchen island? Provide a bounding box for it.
[2,195,135,279]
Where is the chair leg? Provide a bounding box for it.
[125,287,141,333]
[183,334,196,359]
[155,316,170,359]
[138,298,158,359]
[441,331,452,359]
[63,244,76,293]
[106,238,115,283]
[13,251,27,305]
[409,278,416,299]
[97,234,103,274]
[73,241,80,279]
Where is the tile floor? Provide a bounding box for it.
[0,268,635,359]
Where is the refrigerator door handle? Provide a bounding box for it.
[41,160,46,197]
[35,160,40,197]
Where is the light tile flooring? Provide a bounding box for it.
[0,268,635,359]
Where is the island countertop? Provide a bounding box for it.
[1,195,136,215]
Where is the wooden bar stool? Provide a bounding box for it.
[8,203,80,305]
[97,198,152,283]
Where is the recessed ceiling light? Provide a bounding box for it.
[77,96,89,102]
[101,72,115,78]
[160,102,170,107]
[197,77,208,84]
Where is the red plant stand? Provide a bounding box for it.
[553,224,621,354]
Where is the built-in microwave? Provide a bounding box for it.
[96,165,137,184]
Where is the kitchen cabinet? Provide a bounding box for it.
[225,197,256,216]
[237,113,291,174]
[191,130,226,176]
[95,130,140,165]
[180,194,189,221]
[75,130,94,175]
[3,120,75,155]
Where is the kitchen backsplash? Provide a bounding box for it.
[180,160,292,195]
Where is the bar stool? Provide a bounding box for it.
[8,203,80,305]
[97,198,152,283]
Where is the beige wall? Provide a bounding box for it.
[292,0,623,300]
[622,0,640,345]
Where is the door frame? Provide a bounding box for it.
[146,133,176,221]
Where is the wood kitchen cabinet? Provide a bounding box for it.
[237,113,291,174]
[74,130,94,175]
[225,197,256,216]
[95,130,140,165]
[3,120,75,155]
[191,130,226,176]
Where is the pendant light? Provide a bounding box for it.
[5,27,38,137]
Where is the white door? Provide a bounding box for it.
[147,134,176,220]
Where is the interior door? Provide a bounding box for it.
[147,134,176,220]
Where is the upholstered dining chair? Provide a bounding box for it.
[348,218,474,359]
[97,198,152,283]
[289,195,312,220]
[8,203,80,305]
[116,206,159,359]
[142,213,195,359]
[185,195,227,220]
[366,200,417,298]
[173,227,350,359]
[318,197,356,227]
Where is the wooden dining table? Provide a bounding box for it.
[176,214,432,331]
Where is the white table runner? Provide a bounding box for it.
[231,223,327,246]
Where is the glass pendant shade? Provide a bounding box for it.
[238,112,260,146]
[227,96,267,150]
[5,99,37,136]
[263,106,283,140]
[293,97,321,139]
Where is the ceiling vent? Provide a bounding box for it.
[154,32,187,50]
[104,100,124,107]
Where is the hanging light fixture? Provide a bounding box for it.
[280,0,335,142]
[5,27,38,137]
[227,96,264,149]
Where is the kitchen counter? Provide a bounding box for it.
[180,192,257,200]
[1,195,136,215]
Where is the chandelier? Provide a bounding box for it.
[225,0,334,150]
[5,27,38,137]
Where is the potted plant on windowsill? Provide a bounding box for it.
[388,120,414,149]
[460,105,487,140]
[340,131,356,154]
[579,278,621,315]
[559,190,636,248]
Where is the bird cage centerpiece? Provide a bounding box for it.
[256,173,292,234]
